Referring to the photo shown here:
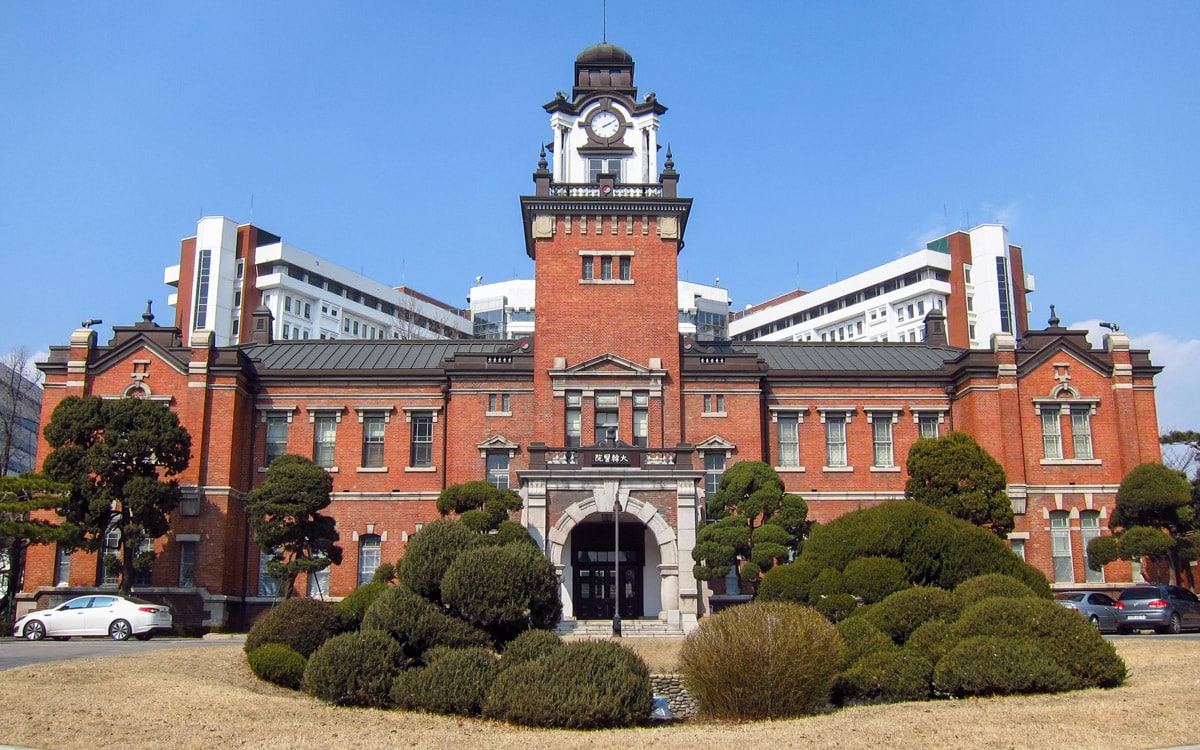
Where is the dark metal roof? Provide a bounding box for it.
[240,340,518,372]
[720,342,962,373]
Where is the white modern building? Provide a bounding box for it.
[729,224,1035,349]
[467,278,731,340]
[164,216,472,346]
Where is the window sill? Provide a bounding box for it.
[320,466,339,473]
[579,279,634,285]
[405,466,437,473]
[823,466,854,473]
[356,467,388,473]
[1040,458,1102,466]
[870,466,901,473]
[485,411,512,417]
[775,466,806,473]
[702,411,727,418]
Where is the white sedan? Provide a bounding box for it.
[12,595,173,641]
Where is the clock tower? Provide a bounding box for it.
[520,41,692,449]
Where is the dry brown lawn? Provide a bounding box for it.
[0,637,1197,750]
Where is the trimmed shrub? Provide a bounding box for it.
[950,573,1041,617]
[247,643,307,690]
[361,583,491,660]
[835,617,898,668]
[244,597,340,657]
[952,597,1126,689]
[808,567,846,602]
[484,640,653,729]
[757,557,822,603]
[903,619,959,664]
[500,628,563,670]
[493,520,537,547]
[334,581,388,631]
[304,630,405,708]
[679,601,845,720]
[815,592,859,623]
[933,636,1074,697]
[371,562,396,583]
[392,646,500,716]
[842,556,909,604]
[833,650,933,705]
[399,519,485,602]
[863,586,954,645]
[441,544,561,644]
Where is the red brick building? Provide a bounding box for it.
[21,42,1163,633]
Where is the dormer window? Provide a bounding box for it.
[588,157,623,182]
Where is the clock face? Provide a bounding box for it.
[590,111,621,139]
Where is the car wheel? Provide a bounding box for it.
[23,621,46,641]
[1164,613,1182,635]
[108,619,132,641]
[1089,615,1101,630]
[134,634,153,642]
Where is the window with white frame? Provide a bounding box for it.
[1009,538,1026,561]
[632,392,649,448]
[1050,511,1073,583]
[1071,405,1094,460]
[178,541,197,588]
[594,392,619,443]
[871,413,895,467]
[703,394,725,415]
[777,414,800,468]
[358,534,381,586]
[265,413,289,467]
[1041,407,1063,460]
[409,413,434,468]
[488,394,511,414]
[825,413,848,468]
[100,522,120,587]
[313,414,338,468]
[1081,510,1103,583]
[917,413,940,440]
[132,537,153,587]
[487,452,510,489]
[54,543,72,586]
[361,414,386,468]
[588,157,623,182]
[704,452,726,497]
[565,392,582,448]
[258,550,281,597]
[308,553,331,599]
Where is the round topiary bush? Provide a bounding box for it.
[399,519,485,602]
[500,628,563,670]
[833,649,933,705]
[903,619,960,664]
[303,630,405,708]
[950,573,1041,617]
[815,592,859,623]
[392,646,500,716]
[679,601,845,720]
[842,556,910,604]
[951,597,1126,689]
[244,597,341,657]
[835,617,898,668]
[247,643,307,690]
[932,635,1074,697]
[484,640,652,729]
[863,586,954,645]
[441,543,561,644]
[808,567,847,602]
[361,583,491,660]
[757,557,822,604]
[334,581,388,632]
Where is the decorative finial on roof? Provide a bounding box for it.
[1048,305,1060,328]
[537,144,547,170]
[143,299,155,323]
[664,145,674,171]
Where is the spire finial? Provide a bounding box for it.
[664,144,674,170]
[1048,305,1060,328]
[602,0,607,42]
[143,299,155,323]
[537,144,547,170]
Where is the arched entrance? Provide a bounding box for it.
[570,520,643,620]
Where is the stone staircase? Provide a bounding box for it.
[556,618,686,638]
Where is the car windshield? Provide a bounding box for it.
[1119,587,1161,601]
[1054,593,1084,602]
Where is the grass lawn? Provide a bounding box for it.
[0,637,1196,749]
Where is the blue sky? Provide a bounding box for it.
[2,2,1197,431]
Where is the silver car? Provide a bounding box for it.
[1054,591,1120,632]
[1115,584,1200,634]
[12,594,173,641]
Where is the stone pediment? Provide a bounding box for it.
[549,353,666,397]
[477,434,520,457]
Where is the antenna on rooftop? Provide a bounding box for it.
[602,0,607,41]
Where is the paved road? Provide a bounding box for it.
[0,634,244,671]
